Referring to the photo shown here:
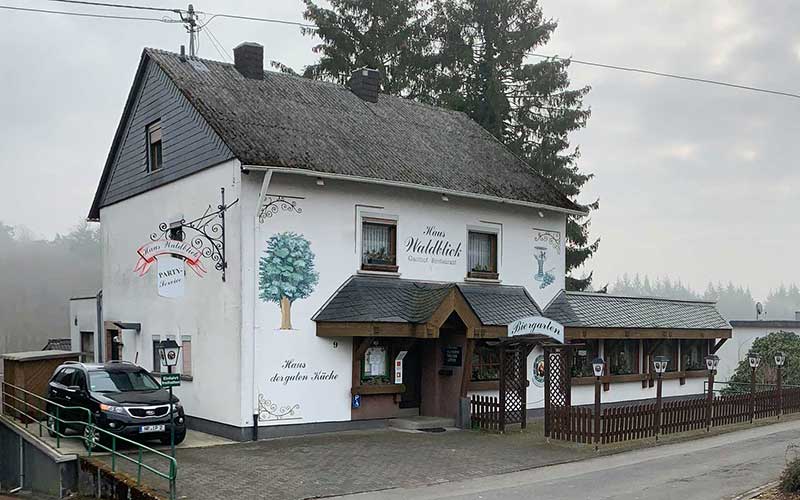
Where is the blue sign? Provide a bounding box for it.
[352,394,361,409]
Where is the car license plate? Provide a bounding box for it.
[140,425,165,433]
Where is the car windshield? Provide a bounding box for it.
[89,370,160,393]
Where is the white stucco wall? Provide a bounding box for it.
[716,325,800,382]
[245,171,567,426]
[69,297,99,362]
[100,159,244,427]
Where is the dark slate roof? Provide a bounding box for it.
[544,291,730,330]
[314,276,540,326]
[730,320,800,328]
[138,49,582,213]
[458,283,540,325]
[43,339,72,351]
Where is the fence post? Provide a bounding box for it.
[594,375,601,449]
[750,366,756,424]
[655,373,663,440]
[777,365,783,419]
[705,369,714,431]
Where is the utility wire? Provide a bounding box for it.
[526,53,800,100]
[42,0,180,14]
[7,4,800,101]
[0,4,176,22]
[197,12,799,101]
[197,12,316,29]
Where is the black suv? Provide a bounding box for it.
[46,361,186,447]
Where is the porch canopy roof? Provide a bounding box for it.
[313,276,541,339]
[544,291,732,340]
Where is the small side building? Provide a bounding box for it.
[717,318,800,382]
[69,295,100,363]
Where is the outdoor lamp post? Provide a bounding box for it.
[775,351,786,418]
[592,357,604,447]
[157,339,181,458]
[705,354,720,431]
[653,356,669,439]
[748,352,761,423]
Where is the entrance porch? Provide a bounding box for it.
[313,276,545,422]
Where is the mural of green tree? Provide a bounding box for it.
[258,232,319,330]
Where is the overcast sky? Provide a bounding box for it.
[1,0,798,299]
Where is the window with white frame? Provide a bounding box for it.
[181,335,192,377]
[361,217,398,272]
[467,230,498,279]
[146,120,163,172]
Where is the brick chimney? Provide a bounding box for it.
[233,42,264,80]
[348,67,380,103]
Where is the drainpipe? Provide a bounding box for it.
[11,434,24,493]
[95,289,103,363]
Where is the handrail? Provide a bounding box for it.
[1,381,177,500]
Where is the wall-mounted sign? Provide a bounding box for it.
[352,394,361,409]
[395,351,408,384]
[404,225,463,266]
[508,316,564,344]
[134,239,206,277]
[443,346,463,367]
[157,256,185,298]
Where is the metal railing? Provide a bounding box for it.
[1,381,177,499]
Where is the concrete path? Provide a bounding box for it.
[332,419,800,500]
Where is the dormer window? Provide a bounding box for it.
[467,230,498,280]
[147,120,163,172]
[361,218,398,272]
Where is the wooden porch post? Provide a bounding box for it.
[544,346,551,438]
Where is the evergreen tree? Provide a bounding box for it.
[300,0,431,97]
[300,0,597,290]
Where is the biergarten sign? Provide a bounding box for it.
[507,316,564,344]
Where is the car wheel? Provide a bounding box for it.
[83,425,101,451]
[46,412,60,438]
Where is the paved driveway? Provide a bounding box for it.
[108,422,591,500]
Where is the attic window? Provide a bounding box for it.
[147,121,163,172]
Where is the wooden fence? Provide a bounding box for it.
[471,395,503,431]
[549,387,800,445]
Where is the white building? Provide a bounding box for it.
[716,319,800,382]
[68,295,100,362]
[85,43,731,440]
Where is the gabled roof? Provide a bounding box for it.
[313,276,540,326]
[43,338,72,351]
[91,48,584,218]
[544,291,731,330]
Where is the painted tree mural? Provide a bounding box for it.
[258,232,319,330]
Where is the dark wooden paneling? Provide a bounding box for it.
[98,61,233,210]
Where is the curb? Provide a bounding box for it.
[731,481,779,500]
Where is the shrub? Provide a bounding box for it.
[781,457,800,493]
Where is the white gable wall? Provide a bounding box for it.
[100,159,244,428]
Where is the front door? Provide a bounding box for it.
[399,346,422,409]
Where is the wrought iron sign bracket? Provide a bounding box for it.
[150,188,239,282]
[259,194,304,223]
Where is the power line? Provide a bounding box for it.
[526,53,800,100]
[42,0,180,14]
[197,12,316,29]
[197,12,799,101]
[0,4,176,22]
